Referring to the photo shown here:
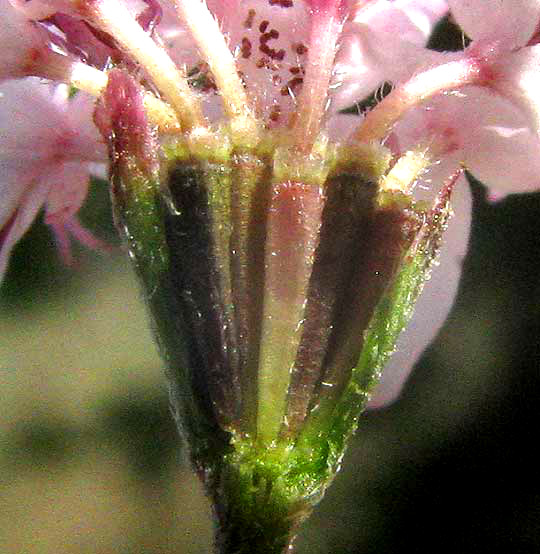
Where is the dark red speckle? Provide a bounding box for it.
[293,42,308,55]
[269,0,294,7]
[243,8,256,28]
[281,76,303,96]
[241,37,252,59]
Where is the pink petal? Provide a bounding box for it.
[353,0,448,45]
[333,34,442,110]
[0,179,51,279]
[49,219,74,266]
[392,86,540,194]
[9,0,145,20]
[0,80,60,231]
[0,79,106,165]
[8,0,58,21]
[488,45,540,135]
[332,0,448,110]
[7,0,61,20]
[0,162,43,232]
[448,0,540,47]
[64,217,110,253]
[49,216,111,267]
[43,162,91,226]
[464,110,540,194]
[0,80,69,162]
[0,78,107,279]
[394,0,449,36]
[0,0,52,80]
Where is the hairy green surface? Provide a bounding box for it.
[112,133,452,553]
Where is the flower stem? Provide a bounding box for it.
[207,440,314,554]
[213,498,297,554]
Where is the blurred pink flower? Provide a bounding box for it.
[388,0,540,198]
[0,79,107,276]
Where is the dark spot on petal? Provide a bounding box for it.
[241,37,252,58]
[293,42,308,55]
[281,76,303,96]
[187,62,218,92]
[269,104,281,122]
[269,0,293,7]
[243,9,256,29]
[237,70,247,87]
[259,20,269,33]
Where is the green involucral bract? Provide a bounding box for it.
[110,125,452,553]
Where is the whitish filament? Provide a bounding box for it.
[172,0,259,138]
[91,0,205,130]
[43,53,181,132]
[355,56,487,143]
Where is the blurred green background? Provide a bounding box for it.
[3,18,540,554]
[2,176,540,554]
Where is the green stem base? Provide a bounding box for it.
[210,460,312,554]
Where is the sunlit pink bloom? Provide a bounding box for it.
[0,79,107,278]
[451,0,540,138]
[368,1,540,402]
[383,0,540,198]
[2,0,539,411]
